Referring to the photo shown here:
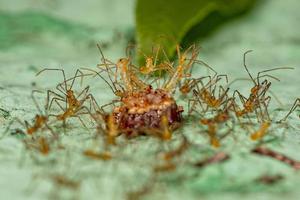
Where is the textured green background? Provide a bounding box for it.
[0,0,300,199]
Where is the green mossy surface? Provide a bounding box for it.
[0,0,300,200]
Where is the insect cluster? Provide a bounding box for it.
[2,44,300,199]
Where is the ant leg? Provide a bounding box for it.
[69,69,84,89]
[48,97,66,113]
[188,99,200,115]
[31,90,44,114]
[44,123,59,140]
[100,100,120,112]
[71,115,89,130]
[218,86,229,100]
[77,86,90,99]
[87,94,102,113]
[46,89,65,110]
[37,68,67,94]
[1,118,26,138]
[56,82,67,96]
[233,90,247,105]
[216,74,228,84]
[254,106,263,123]
[262,96,271,121]
[85,68,117,95]
[53,99,66,113]
[280,98,300,121]
[55,83,68,110]
[72,106,91,129]
[192,89,206,113]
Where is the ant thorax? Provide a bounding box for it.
[112,85,183,131]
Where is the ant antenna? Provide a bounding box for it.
[31,90,44,115]
[257,67,294,84]
[69,69,84,90]
[126,43,136,58]
[243,50,256,85]
[36,68,68,94]
[96,44,118,91]
[81,68,116,95]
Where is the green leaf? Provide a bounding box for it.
[135,0,256,62]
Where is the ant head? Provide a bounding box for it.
[118,58,129,64]
[145,57,153,64]
[250,85,259,94]
[180,85,189,93]
[66,90,74,96]
[219,112,229,121]
[115,90,125,97]
[261,79,269,86]
[200,119,209,125]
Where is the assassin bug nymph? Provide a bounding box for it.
[36,68,100,129]
[232,50,293,122]
[4,90,55,137]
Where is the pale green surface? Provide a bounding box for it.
[0,0,300,200]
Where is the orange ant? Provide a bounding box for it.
[36,68,100,129]
[232,50,293,122]
[279,98,300,122]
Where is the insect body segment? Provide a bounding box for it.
[250,122,271,140]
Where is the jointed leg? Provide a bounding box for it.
[280,98,300,121]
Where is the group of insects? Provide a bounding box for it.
[2,44,300,199]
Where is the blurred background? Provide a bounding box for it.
[0,0,300,199]
[0,0,299,93]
